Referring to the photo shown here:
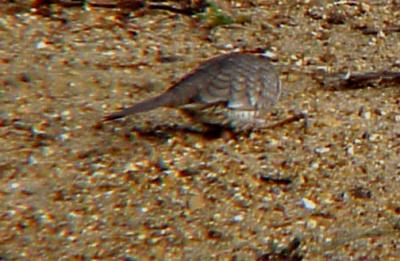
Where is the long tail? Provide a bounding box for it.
[103,92,176,122]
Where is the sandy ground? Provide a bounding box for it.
[0,1,399,260]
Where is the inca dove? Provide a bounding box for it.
[103,52,281,130]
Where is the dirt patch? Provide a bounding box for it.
[1,1,399,260]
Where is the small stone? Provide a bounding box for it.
[9,182,20,190]
[368,134,380,142]
[59,133,70,142]
[231,215,244,223]
[36,40,49,49]
[137,233,146,240]
[315,146,330,154]
[139,207,148,213]
[301,198,317,210]
[310,161,319,169]
[262,51,277,60]
[346,145,354,156]
[61,110,72,120]
[359,108,371,120]
[28,155,38,165]
[124,162,140,172]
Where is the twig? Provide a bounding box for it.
[317,70,400,90]
[353,24,400,35]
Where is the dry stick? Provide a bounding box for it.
[148,3,205,16]
[318,70,400,90]
[354,24,400,35]
[86,0,207,16]
[307,222,400,256]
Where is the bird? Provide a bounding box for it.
[103,52,281,131]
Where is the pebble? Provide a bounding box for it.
[315,146,330,154]
[9,182,20,190]
[231,214,244,223]
[36,40,49,49]
[61,110,72,120]
[301,198,317,210]
[28,155,38,165]
[346,145,354,156]
[59,133,70,142]
[368,134,381,142]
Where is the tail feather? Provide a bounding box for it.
[103,92,175,122]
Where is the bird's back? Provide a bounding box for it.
[172,52,281,111]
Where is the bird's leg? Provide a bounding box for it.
[254,111,309,131]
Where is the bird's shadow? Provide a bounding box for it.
[96,112,308,142]
[129,123,229,141]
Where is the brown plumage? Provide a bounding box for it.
[103,52,281,130]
